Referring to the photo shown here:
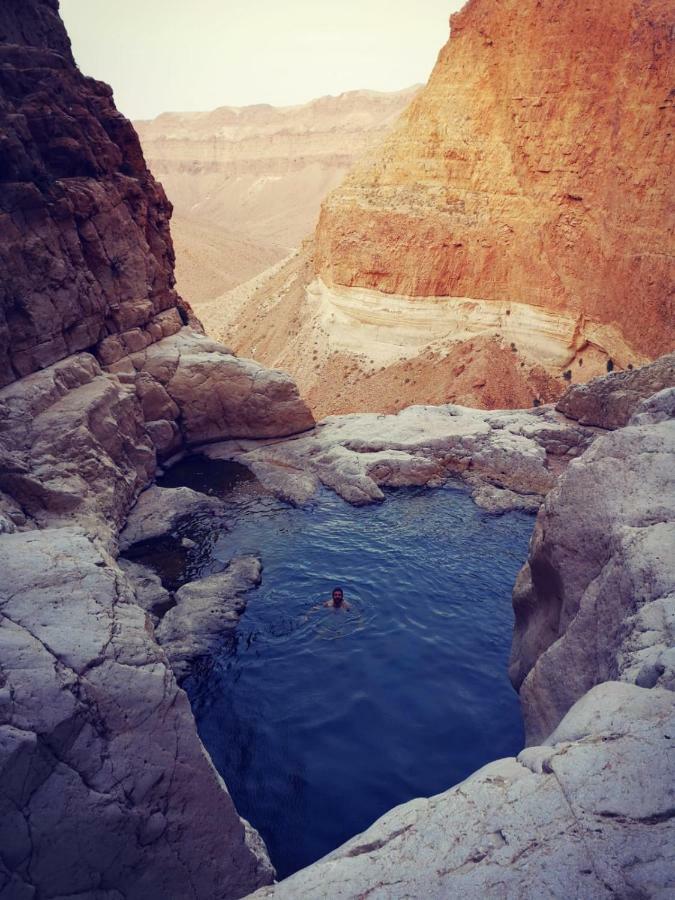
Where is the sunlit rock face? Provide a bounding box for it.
[314,0,675,366]
[134,88,419,303]
[208,0,673,419]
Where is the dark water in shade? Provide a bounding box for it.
[144,458,534,878]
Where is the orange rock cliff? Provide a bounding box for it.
[314,0,674,366]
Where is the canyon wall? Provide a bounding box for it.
[135,88,418,302]
[314,0,674,365]
[0,1,194,388]
[207,0,674,419]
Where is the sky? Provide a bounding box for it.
[59,0,466,121]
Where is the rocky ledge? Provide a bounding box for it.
[201,401,595,513]
[0,323,314,897]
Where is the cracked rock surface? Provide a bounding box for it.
[203,402,594,513]
[119,484,226,550]
[510,415,675,744]
[0,527,274,900]
[556,352,675,429]
[156,556,263,679]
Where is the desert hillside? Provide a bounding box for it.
[135,88,419,301]
[202,0,674,417]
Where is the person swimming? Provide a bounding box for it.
[324,586,351,611]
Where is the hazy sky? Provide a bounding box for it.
[59,0,466,121]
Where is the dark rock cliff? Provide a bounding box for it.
[0,0,191,387]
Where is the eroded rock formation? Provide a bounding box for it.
[135,88,418,302]
[210,0,674,418]
[203,402,594,513]
[511,393,675,743]
[556,351,675,429]
[0,2,187,387]
[0,528,274,900]
[315,0,674,362]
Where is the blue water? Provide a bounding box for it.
[148,458,534,878]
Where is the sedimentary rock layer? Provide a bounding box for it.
[135,88,418,302]
[315,0,675,363]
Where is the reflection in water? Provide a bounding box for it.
[133,456,534,879]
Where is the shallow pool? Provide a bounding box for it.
[146,458,534,878]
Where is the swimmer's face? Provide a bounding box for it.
[332,589,344,606]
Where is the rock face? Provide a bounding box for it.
[556,351,675,429]
[0,0,188,387]
[510,412,675,744]
[156,557,263,678]
[0,527,274,900]
[0,330,313,543]
[314,0,674,365]
[118,484,225,550]
[204,402,594,513]
[134,88,419,302]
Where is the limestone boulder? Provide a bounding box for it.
[126,329,315,444]
[0,528,273,899]
[510,418,675,743]
[156,556,262,678]
[629,386,675,427]
[556,352,675,428]
[0,353,155,540]
[119,484,225,550]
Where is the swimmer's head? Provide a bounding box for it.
[332,586,344,607]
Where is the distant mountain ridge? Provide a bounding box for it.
[134,87,419,302]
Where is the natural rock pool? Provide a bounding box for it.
[132,457,534,878]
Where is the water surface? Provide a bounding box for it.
[145,458,534,877]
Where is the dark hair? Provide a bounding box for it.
[332,586,344,595]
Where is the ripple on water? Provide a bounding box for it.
[138,459,535,878]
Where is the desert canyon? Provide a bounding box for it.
[135,89,418,304]
[0,1,674,899]
[192,0,674,418]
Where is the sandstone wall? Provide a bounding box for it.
[315,0,675,362]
